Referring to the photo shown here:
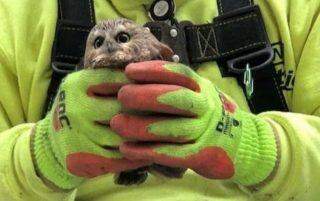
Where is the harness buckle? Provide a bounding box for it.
[51,61,79,76]
[227,46,274,74]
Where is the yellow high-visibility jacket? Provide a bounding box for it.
[0,0,319,200]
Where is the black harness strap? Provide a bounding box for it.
[43,0,95,116]
[217,0,253,14]
[216,0,289,113]
[184,6,268,64]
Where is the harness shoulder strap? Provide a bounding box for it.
[217,0,253,14]
[216,0,289,113]
[43,0,96,116]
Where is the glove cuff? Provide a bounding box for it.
[233,112,278,186]
[32,117,83,190]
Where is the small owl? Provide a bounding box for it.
[84,19,186,185]
[84,18,173,68]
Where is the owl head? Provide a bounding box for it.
[84,18,173,68]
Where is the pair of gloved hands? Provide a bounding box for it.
[32,61,278,190]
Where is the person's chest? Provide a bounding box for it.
[93,0,295,113]
[73,1,294,200]
[13,0,295,125]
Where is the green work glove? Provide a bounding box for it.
[110,61,278,186]
[32,69,150,190]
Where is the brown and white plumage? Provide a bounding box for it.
[84,18,173,68]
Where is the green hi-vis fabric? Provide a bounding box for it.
[0,0,320,200]
[32,69,131,190]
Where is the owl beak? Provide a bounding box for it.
[105,41,117,54]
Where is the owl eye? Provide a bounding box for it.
[94,36,105,49]
[116,32,130,43]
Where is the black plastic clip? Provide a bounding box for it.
[52,61,78,76]
[227,46,274,74]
